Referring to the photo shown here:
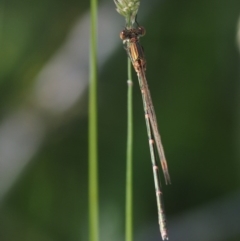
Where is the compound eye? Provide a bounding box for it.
[120,31,127,40]
[138,26,146,36]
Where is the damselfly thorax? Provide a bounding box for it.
[120,26,146,72]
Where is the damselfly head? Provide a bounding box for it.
[120,30,127,40]
[138,26,146,37]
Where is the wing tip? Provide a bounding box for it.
[164,171,171,185]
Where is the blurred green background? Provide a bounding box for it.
[1,0,240,240]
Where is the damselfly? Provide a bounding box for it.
[120,26,170,240]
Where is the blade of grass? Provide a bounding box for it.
[126,58,133,241]
[89,0,99,240]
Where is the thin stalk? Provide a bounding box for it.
[88,0,99,240]
[125,58,133,241]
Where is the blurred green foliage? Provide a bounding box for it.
[1,0,240,241]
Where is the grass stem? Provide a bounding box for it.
[89,0,99,240]
[125,58,133,241]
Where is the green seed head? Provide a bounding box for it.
[114,0,140,28]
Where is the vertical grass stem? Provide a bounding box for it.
[89,0,99,240]
[126,58,133,241]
